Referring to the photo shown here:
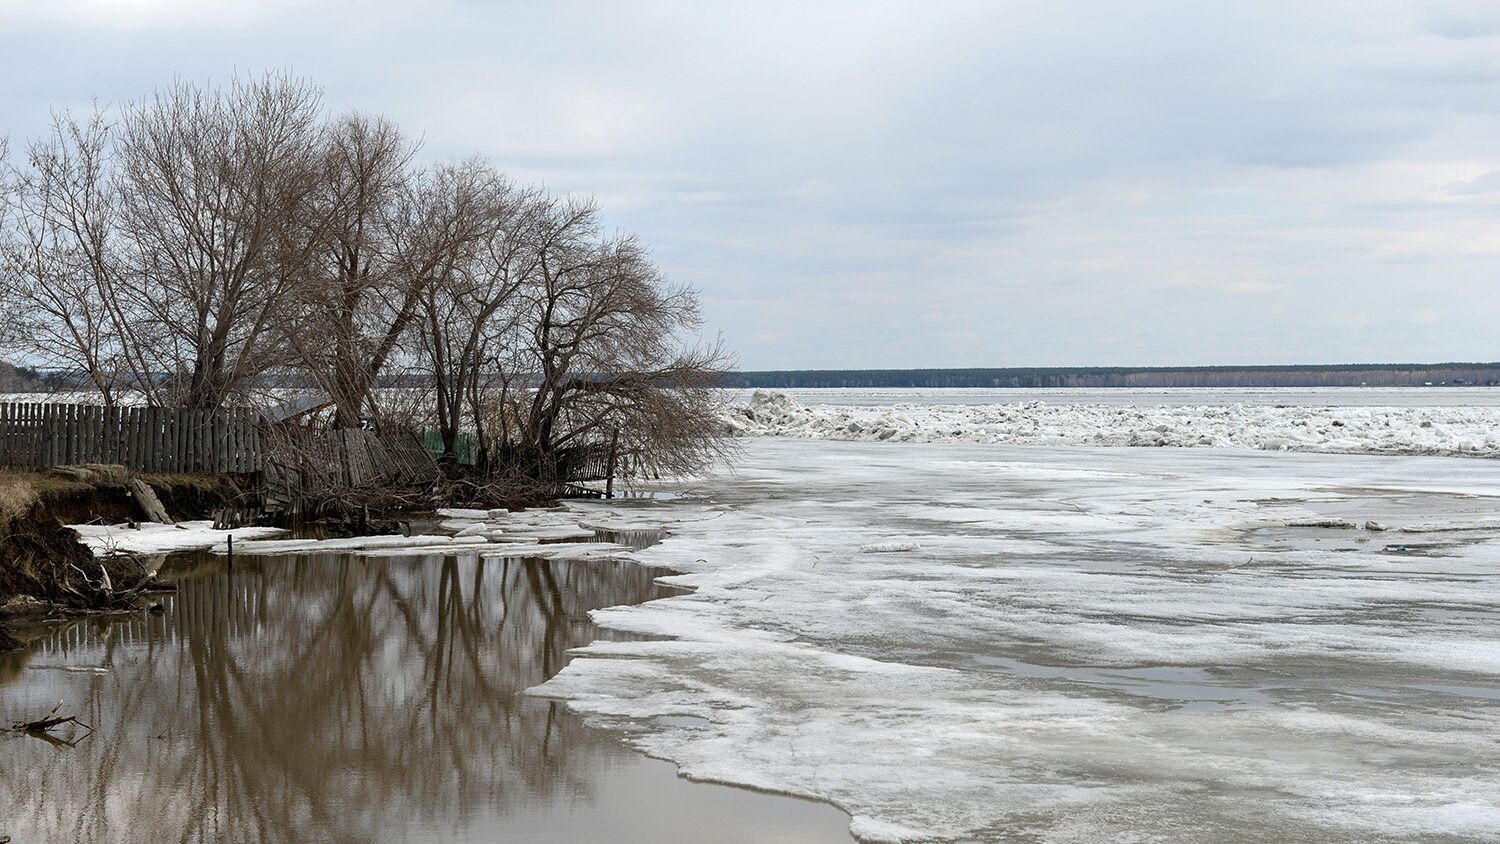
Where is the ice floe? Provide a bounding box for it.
[858,540,922,553]
[215,534,491,555]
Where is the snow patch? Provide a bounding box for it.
[72,521,286,555]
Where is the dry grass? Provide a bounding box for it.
[0,481,39,522]
[0,469,94,501]
[143,472,238,495]
[0,463,245,536]
[0,468,121,524]
[0,468,234,507]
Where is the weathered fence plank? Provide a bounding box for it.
[129,478,173,524]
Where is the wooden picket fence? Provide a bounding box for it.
[0,400,618,511]
[0,402,262,473]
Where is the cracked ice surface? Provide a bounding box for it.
[534,439,1500,842]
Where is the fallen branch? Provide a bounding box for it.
[9,699,94,741]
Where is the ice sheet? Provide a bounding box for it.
[216,534,491,555]
[74,506,660,565]
[534,439,1500,842]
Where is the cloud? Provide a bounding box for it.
[1223,281,1289,295]
[1446,169,1500,195]
[0,0,279,31]
[2,1,1498,366]
[1421,0,1500,39]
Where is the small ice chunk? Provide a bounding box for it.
[1398,521,1500,534]
[217,534,487,555]
[507,525,598,542]
[1286,518,1356,529]
[580,520,668,533]
[1365,521,1387,532]
[859,541,922,553]
[479,541,630,560]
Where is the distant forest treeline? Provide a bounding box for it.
[0,361,43,391]
[724,364,1500,389]
[11,362,1500,392]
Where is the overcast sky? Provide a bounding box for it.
[2,1,1497,369]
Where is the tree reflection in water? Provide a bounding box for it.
[0,551,681,843]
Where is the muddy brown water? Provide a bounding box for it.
[0,547,854,843]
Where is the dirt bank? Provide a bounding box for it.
[1,466,244,524]
[0,466,244,651]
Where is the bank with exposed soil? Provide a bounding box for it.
[0,466,243,650]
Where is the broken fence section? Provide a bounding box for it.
[259,426,442,516]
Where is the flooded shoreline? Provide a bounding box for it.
[0,546,854,843]
[537,440,1500,841]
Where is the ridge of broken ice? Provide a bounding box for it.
[724,390,1500,458]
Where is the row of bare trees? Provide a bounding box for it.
[0,74,729,477]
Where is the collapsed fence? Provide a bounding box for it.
[483,437,619,499]
[259,426,442,516]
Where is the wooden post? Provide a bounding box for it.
[0,403,10,468]
[605,426,619,499]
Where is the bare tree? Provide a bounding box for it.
[0,136,11,353]
[512,199,733,477]
[409,162,534,459]
[406,187,732,483]
[281,113,420,427]
[4,75,733,497]
[0,109,153,405]
[114,73,323,409]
